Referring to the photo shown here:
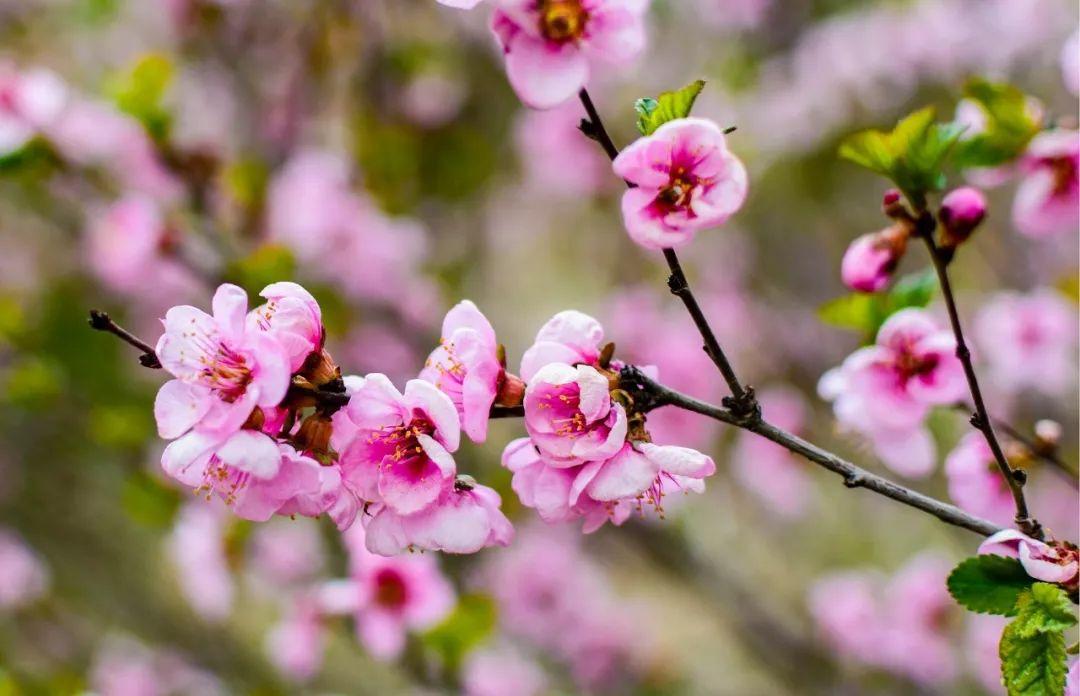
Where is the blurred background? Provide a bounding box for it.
[0,0,1077,693]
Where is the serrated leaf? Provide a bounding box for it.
[954,79,1041,169]
[839,107,964,206]
[947,555,1033,615]
[1011,583,1079,638]
[635,80,705,135]
[1000,619,1067,696]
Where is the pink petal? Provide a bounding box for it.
[154,379,212,439]
[216,430,282,479]
[357,609,407,660]
[211,283,249,342]
[442,300,496,347]
[504,35,588,110]
[403,379,461,452]
[160,431,217,486]
[638,442,716,478]
[585,445,658,501]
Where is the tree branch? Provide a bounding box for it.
[577,88,757,417]
[619,365,1004,538]
[917,225,1042,539]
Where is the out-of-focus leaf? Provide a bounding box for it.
[840,107,964,206]
[73,0,120,25]
[121,470,182,529]
[1054,273,1079,304]
[953,79,1041,169]
[354,116,421,214]
[88,404,154,449]
[105,53,174,142]
[1000,615,1067,696]
[223,157,270,210]
[3,356,64,408]
[947,555,1032,615]
[420,594,496,671]
[818,270,937,340]
[635,80,706,135]
[0,293,25,347]
[225,244,296,295]
[424,125,497,201]
[1010,583,1078,638]
[0,138,62,177]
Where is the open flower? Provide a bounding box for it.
[364,478,515,555]
[319,526,455,659]
[491,0,649,109]
[421,300,519,444]
[1012,129,1079,238]
[248,282,325,373]
[154,284,291,445]
[335,375,461,516]
[520,310,607,382]
[979,529,1079,589]
[612,118,748,250]
[523,363,626,466]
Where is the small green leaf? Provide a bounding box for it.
[947,555,1033,616]
[1000,619,1068,696]
[817,293,878,334]
[886,269,936,311]
[818,271,937,340]
[1010,583,1079,638]
[953,79,1041,169]
[224,244,296,295]
[635,80,706,135]
[420,594,496,671]
[121,470,182,529]
[839,107,965,206]
[105,53,174,142]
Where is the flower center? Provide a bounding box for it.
[657,167,697,212]
[539,0,588,43]
[204,345,253,402]
[894,343,938,383]
[373,568,409,609]
[539,390,588,438]
[1047,155,1078,196]
[371,415,436,475]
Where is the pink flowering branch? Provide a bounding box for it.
[618,365,1004,537]
[915,216,1043,539]
[577,88,758,418]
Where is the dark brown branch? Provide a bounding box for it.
[576,88,757,416]
[618,366,1004,537]
[88,310,162,369]
[954,404,1079,483]
[917,227,1042,539]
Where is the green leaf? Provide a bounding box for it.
[947,555,1034,616]
[121,470,182,529]
[1000,619,1068,696]
[839,107,965,206]
[224,244,296,295]
[818,270,937,340]
[1010,583,1079,638]
[953,79,1041,169]
[635,80,706,135]
[105,53,174,142]
[420,594,496,671]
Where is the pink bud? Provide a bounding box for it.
[882,188,902,207]
[938,187,987,247]
[841,225,908,293]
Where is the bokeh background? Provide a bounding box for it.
[0,0,1077,693]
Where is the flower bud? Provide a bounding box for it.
[938,187,987,248]
[881,188,910,220]
[841,224,909,293]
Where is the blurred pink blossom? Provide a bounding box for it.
[944,432,1014,527]
[490,0,648,109]
[973,289,1078,397]
[1012,129,1080,238]
[515,101,608,197]
[167,501,234,621]
[463,645,548,696]
[731,386,811,517]
[247,518,325,589]
[0,62,66,155]
[90,636,223,696]
[964,613,1007,695]
[265,599,325,682]
[612,118,748,250]
[1063,31,1079,95]
[0,527,49,609]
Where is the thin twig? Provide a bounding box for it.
[619,366,1004,538]
[917,228,1042,539]
[88,310,162,369]
[576,88,757,416]
[952,404,1079,483]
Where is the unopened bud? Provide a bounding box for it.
[301,348,342,388]
[294,414,334,459]
[882,188,910,220]
[1034,419,1062,454]
[495,372,526,407]
[841,224,909,293]
[938,187,987,248]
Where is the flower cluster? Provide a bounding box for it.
[503,310,715,532]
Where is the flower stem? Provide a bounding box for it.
[576,88,757,417]
[917,227,1042,539]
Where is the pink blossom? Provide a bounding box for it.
[438,0,484,8]
[965,614,1008,695]
[0,528,49,609]
[520,310,606,382]
[1063,31,1079,96]
[979,529,1079,587]
[319,526,454,659]
[938,186,987,247]
[1012,129,1079,238]
[819,309,965,477]
[0,62,67,155]
[334,375,460,516]
[363,479,514,555]
[515,101,608,197]
[167,502,234,621]
[945,432,1014,527]
[523,363,626,466]
[247,282,325,373]
[1068,659,1079,696]
[90,636,224,696]
[808,572,883,664]
[265,600,324,682]
[463,646,548,696]
[247,518,325,589]
[731,387,811,517]
[490,0,649,109]
[973,289,1078,397]
[421,301,515,444]
[612,118,748,249]
[154,283,291,447]
[840,226,908,292]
